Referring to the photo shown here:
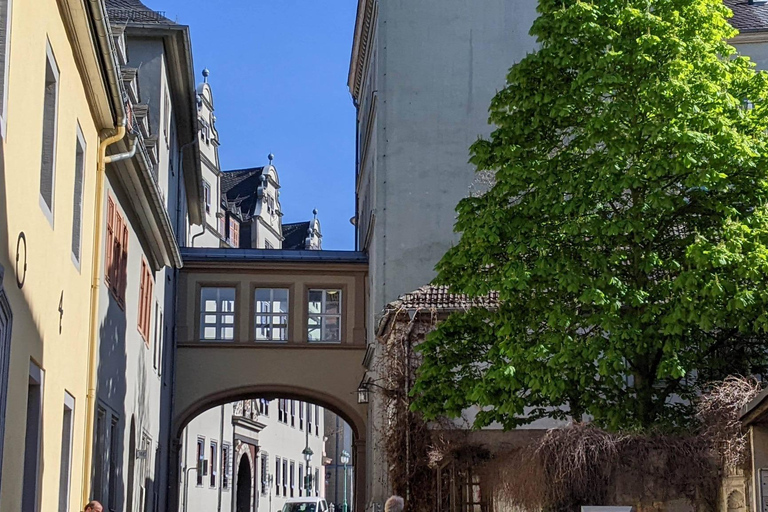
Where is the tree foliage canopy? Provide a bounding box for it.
[412,0,768,431]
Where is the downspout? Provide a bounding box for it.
[190,225,205,247]
[177,138,198,246]
[82,120,127,508]
[105,134,136,164]
[83,0,127,505]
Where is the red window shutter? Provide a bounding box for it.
[106,197,115,285]
[120,223,128,303]
[138,262,146,336]
[145,268,154,345]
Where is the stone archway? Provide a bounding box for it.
[168,383,368,512]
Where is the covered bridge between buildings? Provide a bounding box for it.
[169,248,369,512]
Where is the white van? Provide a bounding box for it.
[281,497,329,512]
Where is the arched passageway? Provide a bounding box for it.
[169,250,370,512]
[169,381,368,512]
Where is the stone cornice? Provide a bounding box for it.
[348,0,375,103]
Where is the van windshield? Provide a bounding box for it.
[282,504,317,512]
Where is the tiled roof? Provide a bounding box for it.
[725,0,768,33]
[220,167,265,221]
[105,0,175,25]
[282,221,311,250]
[387,285,499,312]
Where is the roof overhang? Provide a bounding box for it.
[741,386,768,426]
[348,0,376,104]
[124,22,204,226]
[58,0,125,130]
[180,248,368,271]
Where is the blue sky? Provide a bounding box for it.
[155,0,359,250]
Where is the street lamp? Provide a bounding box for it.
[340,450,350,512]
[303,446,314,496]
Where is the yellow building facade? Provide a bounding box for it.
[0,1,123,511]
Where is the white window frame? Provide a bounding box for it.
[221,442,231,491]
[260,452,268,495]
[0,0,14,139]
[254,288,289,341]
[199,287,236,341]
[39,40,60,226]
[307,289,342,343]
[203,180,211,215]
[275,456,281,497]
[289,460,295,497]
[209,440,218,488]
[196,437,205,487]
[71,123,86,269]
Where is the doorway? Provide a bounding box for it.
[236,455,251,512]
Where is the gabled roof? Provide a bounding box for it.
[282,221,311,250]
[105,0,176,25]
[376,285,499,339]
[725,0,768,33]
[390,285,499,312]
[221,167,265,221]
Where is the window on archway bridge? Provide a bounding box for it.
[200,287,235,341]
[307,289,341,343]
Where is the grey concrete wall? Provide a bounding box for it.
[368,0,538,313]
[734,41,768,69]
[359,2,539,507]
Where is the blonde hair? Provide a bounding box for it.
[385,495,404,512]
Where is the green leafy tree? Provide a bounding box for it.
[412,0,768,431]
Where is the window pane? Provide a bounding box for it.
[308,290,323,314]
[222,314,234,325]
[204,315,216,324]
[256,300,271,314]
[324,316,341,342]
[255,289,271,302]
[222,327,234,340]
[222,300,235,313]
[308,316,321,341]
[325,290,341,314]
[273,288,288,303]
[204,327,216,339]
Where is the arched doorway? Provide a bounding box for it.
[236,456,251,512]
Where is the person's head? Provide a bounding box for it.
[84,500,103,512]
[385,495,404,512]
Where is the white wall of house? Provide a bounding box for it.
[95,32,186,512]
[255,400,326,512]
[250,165,283,250]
